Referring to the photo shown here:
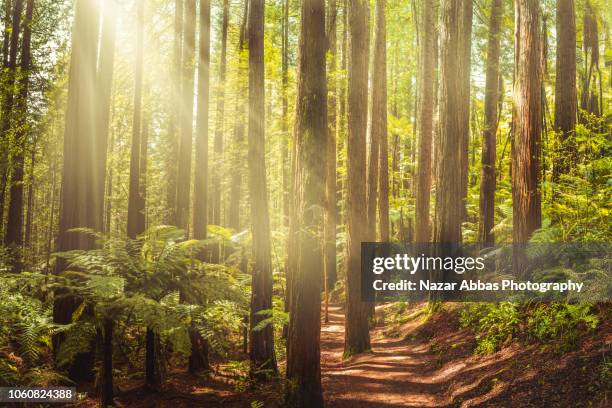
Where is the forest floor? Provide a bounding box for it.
[321,303,610,408]
[73,303,610,407]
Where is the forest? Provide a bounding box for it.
[0,0,610,406]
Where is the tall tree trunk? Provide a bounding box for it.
[435,0,467,246]
[345,0,370,356]
[377,0,390,244]
[324,0,337,323]
[166,0,182,222]
[175,0,195,230]
[211,0,228,227]
[478,0,503,246]
[193,0,210,243]
[96,0,117,235]
[228,0,249,231]
[5,0,33,272]
[552,0,576,181]
[285,1,327,405]
[1,0,10,66]
[0,0,23,239]
[127,0,145,239]
[189,0,211,374]
[458,0,472,221]
[248,0,277,378]
[281,0,290,227]
[512,0,542,275]
[337,0,347,227]
[24,139,36,248]
[414,0,435,243]
[53,0,101,383]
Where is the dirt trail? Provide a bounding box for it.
[321,305,449,408]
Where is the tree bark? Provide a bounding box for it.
[552,0,577,181]
[189,0,211,374]
[458,0,472,221]
[345,0,371,356]
[5,0,34,272]
[478,0,503,246]
[127,0,146,239]
[512,0,542,275]
[248,0,277,378]
[281,0,290,228]
[193,0,210,242]
[228,0,249,231]
[166,0,183,223]
[414,0,435,243]
[175,0,196,231]
[54,0,101,383]
[377,0,389,243]
[436,0,468,245]
[211,0,229,227]
[0,0,23,239]
[324,0,337,323]
[285,1,327,405]
[97,0,117,235]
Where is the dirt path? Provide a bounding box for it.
[321,305,449,408]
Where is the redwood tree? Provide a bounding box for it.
[324,0,337,322]
[478,0,503,246]
[345,0,370,356]
[414,0,435,243]
[512,0,542,273]
[286,0,327,405]
[175,0,196,230]
[552,0,577,181]
[127,0,146,239]
[211,0,228,226]
[4,0,34,272]
[436,0,466,245]
[53,0,101,383]
[248,0,277,377]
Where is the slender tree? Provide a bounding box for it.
[377,0,389,243]
[189,0,211,374]
[248,0,277,377]
[193,0,210,244]
[367,0,388,245]
[414,0,435,243]
[345,0,371,356]
[175,0,196,230]
[97,0,117,234]
[436,0,468,246]
[513,0,542,274]
[4,0,34,272]
[0,0,23,237]
[478,0,503,246]
[286,1,327,405]
[211,0,228,226]
[459,0,472,221]
[1,0,10,66]
[228,0,249,230]
[54,0,101,383]
[324,0,337,323]
[127,0,146,239]
[281,0,290,227]
[552,0,577,181]
[166,0,183,220]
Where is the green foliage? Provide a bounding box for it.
[460,302,520,354]
[526,303,599,351]
[461,301,601,355]
[0,270,68,386]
